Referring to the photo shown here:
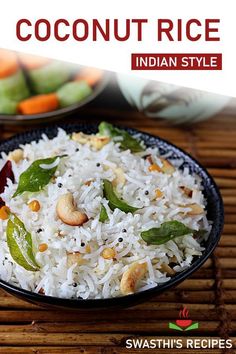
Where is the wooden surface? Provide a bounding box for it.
[0,84,236,353]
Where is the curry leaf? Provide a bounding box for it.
[103,179,140,213]
[141,221,194,245]
[13,155,66,197]
[7,214,40,271]
[99,204,109,222]
[98,121,144,152]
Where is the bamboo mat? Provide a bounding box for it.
[0,91,236,354]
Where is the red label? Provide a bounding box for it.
[131,53,222,70]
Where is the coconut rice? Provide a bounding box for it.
[0,127,210,299]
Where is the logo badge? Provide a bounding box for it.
[169,307,199,331]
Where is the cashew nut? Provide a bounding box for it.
[111,167,126,187]
[180,186,193,198]
[170,255,178,263]
[38,287,45,294]
[67,252,86,267]
[159,158,175,175]
[185,203,204,215]
[101,247,116,260]
[72,132,110,150]
[146,154,153,164]
[8,149,24,163]
[160,263,175,276]
[92,136,110,150]
[152,258,175,276]
[84,179,94,186]
[72,132,90,144]
[85,244,91,253]
[155,189,163,199]
[148,158,175,175]
[56,193,88,226]
[120,262,147,295]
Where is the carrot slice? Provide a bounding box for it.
[18,93,59,115]
[18,53,51,70]
[74,67,103,86]
[0,49,19,78]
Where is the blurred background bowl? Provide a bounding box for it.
[0,73,109,125]
[117,74,231,124]
[0,50,109,125]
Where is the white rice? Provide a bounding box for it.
[0,128,210,299]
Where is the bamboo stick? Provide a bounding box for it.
[0,297,39,309]
[208,169,236,178]
[214,247,236,257]
[219,235,236,247]
[217,269,236,278]
[221,189,236,196]
[194,131,236,137]
[223,197,236,206]
[0,308,221,323]
[203,258,236,269]
[154,290,236,303]
[196,138,236,145]
[1,300,236,312]
[223,225,236,234]
[0,295,216,311]
[0,348,105,354]
[0,333,126,346]
[0,320,234,337]
[178,279,215,290]
[0,349,231,354]
[0,289,216,306]
[191,269,214,278]
[200,158,236,168]
[0,301,212,312]
[177,279,236,290]
[0,302,222,313]
[132,303,236,312]
[135,303,216,311]
[190,268,236,279]
[224,206,236,213]
[202,259,212,268]
[0,301,217,312]
[224,214,236,223]
[215,178,236,188]
[37,302,231,317]
[197,142,236,148]
[198,150,236,158]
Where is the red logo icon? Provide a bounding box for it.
[169,306,199,331]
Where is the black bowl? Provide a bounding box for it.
[0,123,224,309]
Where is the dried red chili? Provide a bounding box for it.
[0,160,15,206]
